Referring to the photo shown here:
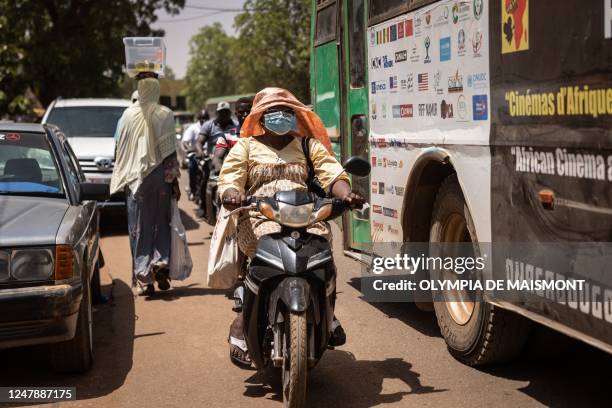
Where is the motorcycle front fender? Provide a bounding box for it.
[268,277,311,326]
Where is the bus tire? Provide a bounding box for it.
[430,174,531,366]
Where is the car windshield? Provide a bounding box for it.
[0,132,65,198]
[46,106,127,137]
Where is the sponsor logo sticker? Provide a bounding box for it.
[473,94,489,120]
[467,72,488,89]
[447,70,464,93]
[433,69,444,95]
[471,28,483,57]
[452,2,471,24]
[406,19,414,37]
[418,103,438,117]
[388,225,400,235]
[371,80,387,94]
[395,50,408,63]
[473,0,484,20]
[457,94,468,120]
[392,104,414,118]
[1,133,21,142]
[424,36,432,63]
[418,73,429,91]
[440,36,451,61]
[457,28,466,56]
[441,99,455,119]
[389,76,398,92]
[383,207,399,219]
[502,0,529,54]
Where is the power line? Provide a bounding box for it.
[184,5,245,12]
[156,10,227,23]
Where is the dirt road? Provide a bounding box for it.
[1,180,611,407]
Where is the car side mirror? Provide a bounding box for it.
[79,182,110,202]
[343,156,371,177]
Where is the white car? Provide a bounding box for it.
[42,98,131,211]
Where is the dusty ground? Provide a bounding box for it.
[1,175,611,407]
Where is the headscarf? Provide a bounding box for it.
[239,87,333,154]
[110,78,176,194]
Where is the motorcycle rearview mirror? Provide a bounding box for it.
[343,156,371,177]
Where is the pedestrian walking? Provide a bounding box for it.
[110,72,181,296]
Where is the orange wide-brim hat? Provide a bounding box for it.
[239,87,333,154]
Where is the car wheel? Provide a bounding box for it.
[50,277,93,373]
[430,174,531,366]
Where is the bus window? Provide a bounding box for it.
[348,0,365,88]
[369,0,406,24]
[315,1,336,45]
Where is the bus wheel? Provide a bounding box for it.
[430,174,531,366]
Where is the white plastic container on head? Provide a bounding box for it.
[123,37,166,78]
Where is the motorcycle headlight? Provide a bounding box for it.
[0,251,9,281]
[11,249,54,281]
[259,202,333,227]
[310,203,333,224]
[277,202,314,228]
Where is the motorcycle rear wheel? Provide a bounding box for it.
[282,312,307,408]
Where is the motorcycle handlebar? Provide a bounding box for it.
[223,195,366,219]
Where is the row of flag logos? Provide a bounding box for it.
[375,19,414,45]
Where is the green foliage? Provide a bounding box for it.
[233,0,311,102]
[0,0,185,116]
[185,0,311,110]
[185,23,237,111]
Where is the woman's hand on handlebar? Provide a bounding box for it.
[222,188,248,210]
[331,180,366,208]
[342,191,366,207]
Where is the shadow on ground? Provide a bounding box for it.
[143,283,228,302]
[348,276,612,407]
[347,276,441,338]
[481,325,612,407]
[0,279,135,404]
[179,208,200,231]
[242,351,445,407]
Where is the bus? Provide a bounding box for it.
[310,0,612,365]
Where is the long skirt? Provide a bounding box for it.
[126,163,172,286]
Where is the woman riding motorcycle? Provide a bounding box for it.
[217,87,365,366]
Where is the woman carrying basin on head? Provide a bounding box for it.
[110,72,180,296]
[216,87,365,367]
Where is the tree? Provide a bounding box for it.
[232,0,311,102]
[184,23,237,111]
[183,0,311,107]
[0,0,185,116]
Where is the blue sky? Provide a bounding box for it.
[152,1,246,78]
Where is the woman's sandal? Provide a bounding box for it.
[137,284,155,296]
[228,336,252,369]
[155,268,171,291]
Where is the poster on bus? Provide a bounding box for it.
[367,0,491,241]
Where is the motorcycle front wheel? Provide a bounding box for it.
[282,311,307,408]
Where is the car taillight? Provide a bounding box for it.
[55,245,74,280]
